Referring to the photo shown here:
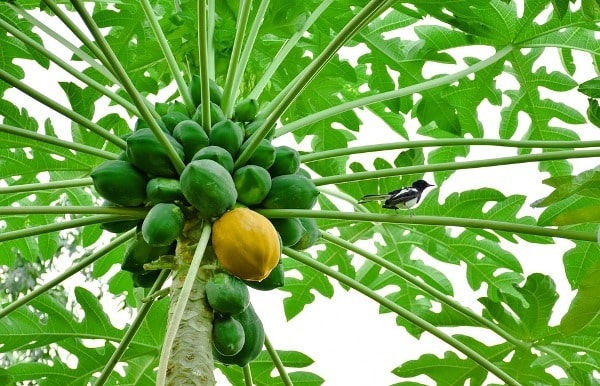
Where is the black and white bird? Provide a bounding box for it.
[357,180,434,212]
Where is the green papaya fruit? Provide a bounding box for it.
[161,111,190,133]
[270,218,304,247]
[141,203,185,247]
[117,150,128,161]
[244,120,275,140]
[205,272,250,315]
[209,120,244,157]
[190,145,234,174]
[233,98,259,122]
[180,159,237,218]
[238,139,276,169]
[155,102,170,116]
[189,75,223,106]
[121,233,174,273]
[232,165,272,206]
[213,304,265,367]
[296,167,311,179]
[172,120,209,163]
[244,259,284,291]
[192,102,226,127]
[99,200,141,233]
[168,101,189,116]
[212,315,245,356]
[291,218,321,250]
[90,160,148,207]
[146,177,185,205]
[262,174,319,210]
[131,269,161,288]
[126,128,185,178]
[135,118,169,133]
[268,146,300,176]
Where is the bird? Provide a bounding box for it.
[357,180,434,213]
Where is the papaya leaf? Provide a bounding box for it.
[578,76,600,98]
[560,261,600,336]
[552,205,600,226]
[587,98,600,128]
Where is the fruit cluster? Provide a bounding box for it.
[89,77,322,365]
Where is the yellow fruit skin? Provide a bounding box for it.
[212,208,280,281]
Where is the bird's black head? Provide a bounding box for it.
[412,180,434,191]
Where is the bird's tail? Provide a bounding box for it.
[357,194,389,204]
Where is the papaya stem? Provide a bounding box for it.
[264,335,293,386]
[311,148,600,186]
[70,0,185,174]
[157,221,214,386]
[0,68,127,149]
[0,229,135,320]
[198,0,212,130]
[95,269,171,386]
[247,0,334,101]
[207,0,216,79]
[220,0,253,118]
[320,231,531,350]
[140,0,195,113]
[256,209,597,243]
[283,247,521,386]
[242,365,253,386]
[0,178,93,195]
[0,206,148,217]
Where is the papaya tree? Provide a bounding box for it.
[1,0,600,385]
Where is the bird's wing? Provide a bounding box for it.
[384,188,419,207]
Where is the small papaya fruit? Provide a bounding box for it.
[161,111,190,133]
[233,98,259,122]
[292,217,321,250]
[126,128,185,178]
[190,145,234,174]
[244,259,284,291]
[213,315,245,356]
[209,120,244,157]
[131,269,161,288]
[232,165,272,206]
[172,119,209,163]
[238,139,276,169]
[262,174,319,210]
[206,272,250,315]
[268,146,300,176]
[189,75,223,107]
[180,159,237,218]
[90,160,148,207]
[121,233,174,273]
[212,208,280,281]
[244,120,275,140]
[213,304,265,367]
[192,102,226,127]
[168,101,188,116]
[99,200,141,233]
[155,102,170,116]
[146,177,185,205]
[270,218,304,247]
[135,118,169,133]
[141,203,185,247]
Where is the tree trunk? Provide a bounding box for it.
[166,220,215,385]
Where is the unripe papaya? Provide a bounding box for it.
[213,304,265,367]
[209,120,244,157]
[212,208,280,281]
[262,174,319,210]
[131,269,161,288]
[244,120,275,140]
[238,139,276,169]
[190,145,234,174]
[296,167,311,179]
[141,203,185,247]
[168,101,188,116]
[126,128,185,178]
[121,233,174,273]
[172,119,209,163]
[189,75,223,106]
[192,102,226,127]
[155,102,169,116]
[99,200,140,233]
[90,160,148,207]
[269,146,300,176]
[244,259,284,291]
[292,217,321,250]
[213,315,245,356]
[233,98,259,122]
[146,177,185,205]
[233,165,272,206]
[206,272,250,315]
[161,111,190,133]
[270,218,304,247]
[135,118,169,134]
[180,159,237,218]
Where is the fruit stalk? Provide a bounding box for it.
[162,220,216,386]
